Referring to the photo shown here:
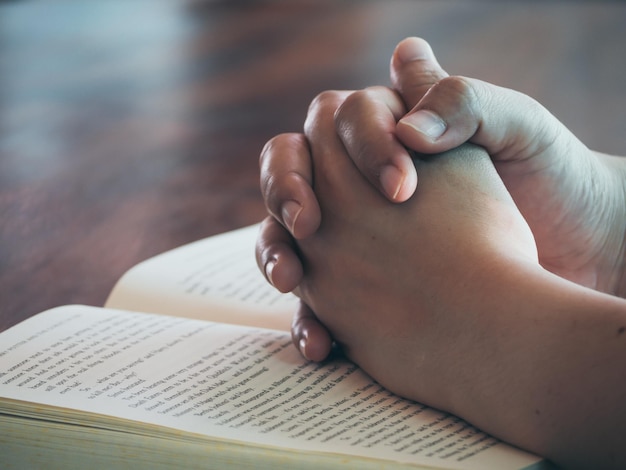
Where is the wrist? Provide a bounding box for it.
[596,152,626,297]
[447,256,626,467]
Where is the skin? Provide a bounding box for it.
[255,38,626,467]
[264,88,626,469]
[257,38,626,357]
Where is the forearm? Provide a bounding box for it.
[448,257,626,469]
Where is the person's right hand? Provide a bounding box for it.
[386,40,626,298]
[259,37,626,300]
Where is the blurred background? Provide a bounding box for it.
[1,0,625,329]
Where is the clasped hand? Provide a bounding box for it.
[254,38,626,469]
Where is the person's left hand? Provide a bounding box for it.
[257,84,416,361]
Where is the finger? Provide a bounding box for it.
[338,37,448,202]
[334,86,417,202]
[291,301,334,362]
[396,76,566,165]
[304,90,378,208]
[255,216,303,293]
[390,37,449,110]
[259,133,321,240]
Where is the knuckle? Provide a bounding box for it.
[335,88,375,122]
[334,87,383,134]
[260,133,288,167]
[259,134,281,167]
[259,133,306,170]
[308,90,346,115]
[435,75,479,104]
[259,133,297,199]
[350,86,387,103]
[260,173,280,210]
[336,89,364,113]
[336,86,388,114]
[428,75,484,121]
[261,170,278,198]
[305,90,347,135]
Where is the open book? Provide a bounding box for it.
[0,224,550,469]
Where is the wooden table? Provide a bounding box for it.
[2,0,625,332]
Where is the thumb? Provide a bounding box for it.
[390,37,449,110]
[396,76,567,164]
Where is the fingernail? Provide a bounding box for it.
[380,165,404,200]
[265,258,277,286]
[400,110,446,140]
[281,200,303,235]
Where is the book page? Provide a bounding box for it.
[105,224,298,331]
[0,306,543,469]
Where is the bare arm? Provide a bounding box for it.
[295,90,626,468]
